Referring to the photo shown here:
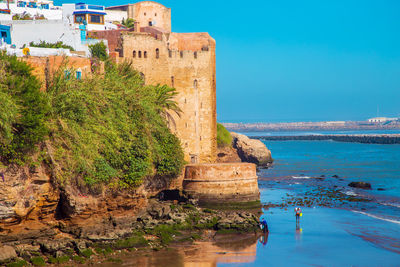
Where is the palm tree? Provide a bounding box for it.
[153,84,182,128]
[121,18,135,29]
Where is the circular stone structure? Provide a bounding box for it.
[183,163,260,206]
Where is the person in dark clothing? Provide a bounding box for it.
[260,218,269,234]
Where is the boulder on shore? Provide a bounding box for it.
[348,181,372,190]
[231,132,273,167]
[0,245,17,263]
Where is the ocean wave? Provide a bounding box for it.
[292,176,312,179]
[352,210,400,225]
[380,202,400,209]
[344,190,358,196]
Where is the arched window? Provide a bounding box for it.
[194,79,198,90]
[144,51,147,58]
[138,51,142,58]
[194,51,197,59]
[171,76,174,87]
[144,12,146,16]
[156,48,160,59]
[155,13,157,16]
[133,50,136,58]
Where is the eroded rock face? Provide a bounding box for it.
[0,164,59,225]
[231,132,273,166]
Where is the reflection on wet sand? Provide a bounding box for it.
[101,233,259,267]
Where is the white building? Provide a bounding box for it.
[0,2,112,55]
[367,117,398,123]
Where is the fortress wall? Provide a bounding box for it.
[21,56,93,89]
[183,163,259,204]
[129,2,171,32]
[117,32,217,163]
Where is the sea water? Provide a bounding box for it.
[225,135,400,266]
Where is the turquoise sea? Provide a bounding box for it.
[220,130,400,266]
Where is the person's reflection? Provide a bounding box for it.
[259,232,269,246]
[295,221,302,241]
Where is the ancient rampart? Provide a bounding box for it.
[183,163,260,205]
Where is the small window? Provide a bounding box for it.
[171,76,174,87]
[148,21,152,26]
[144,12,146,16]
[144,51,147,58]
[76,71,82,80]
[64,70,71,80]
[190,155,198,164]
[138,51,142,58]
[194,80,198,89]
[168,50,172,58]
[89,14,103,24]
[155,13,157,16]
[180,51,183,58]
[156,48,159,59]
[194,51,197,59]
[74,14,86,23]
[133,50,136,58]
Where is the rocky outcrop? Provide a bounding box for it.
[216,146,242,163]
[348,182,372,190]
[0,245,17,263]
[231,132,273,166]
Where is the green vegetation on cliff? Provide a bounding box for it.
[217,123,232,148]
[0,53,184,191]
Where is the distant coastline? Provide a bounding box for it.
[223,120,400,132]
[251,134,400,144]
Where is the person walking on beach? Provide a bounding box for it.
[260,218,269,234]
[295,207,302,226]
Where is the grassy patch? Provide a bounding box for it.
[30,257,45,266]
[200,200,261,210]
[6,260,28,267]
[72,255,86,264]
[113,232,148,249]
[217,123,232,148]
[48,256,70,264]
[80,248,94,258]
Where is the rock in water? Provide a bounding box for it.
[231,132,273,166]
[348,182,372,190]
[0,245,17,262]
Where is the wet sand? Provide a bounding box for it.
[92,187,399,267]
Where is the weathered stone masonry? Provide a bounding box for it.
[93,2,217,164]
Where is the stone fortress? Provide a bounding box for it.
[6,1,261,206]
[91,1,217,165]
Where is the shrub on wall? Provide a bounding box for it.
[0,52,49,163]
[217,123,232,148]
[46,61,184,190]
[29,41,75,51]
[0,55,184,191]
[89,41,108,61]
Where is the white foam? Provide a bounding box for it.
[292,176,312,179]
[352,210,400,225]
[344,190,358,196]
[380,202,400,209]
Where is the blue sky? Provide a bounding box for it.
[56,0,400,122]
